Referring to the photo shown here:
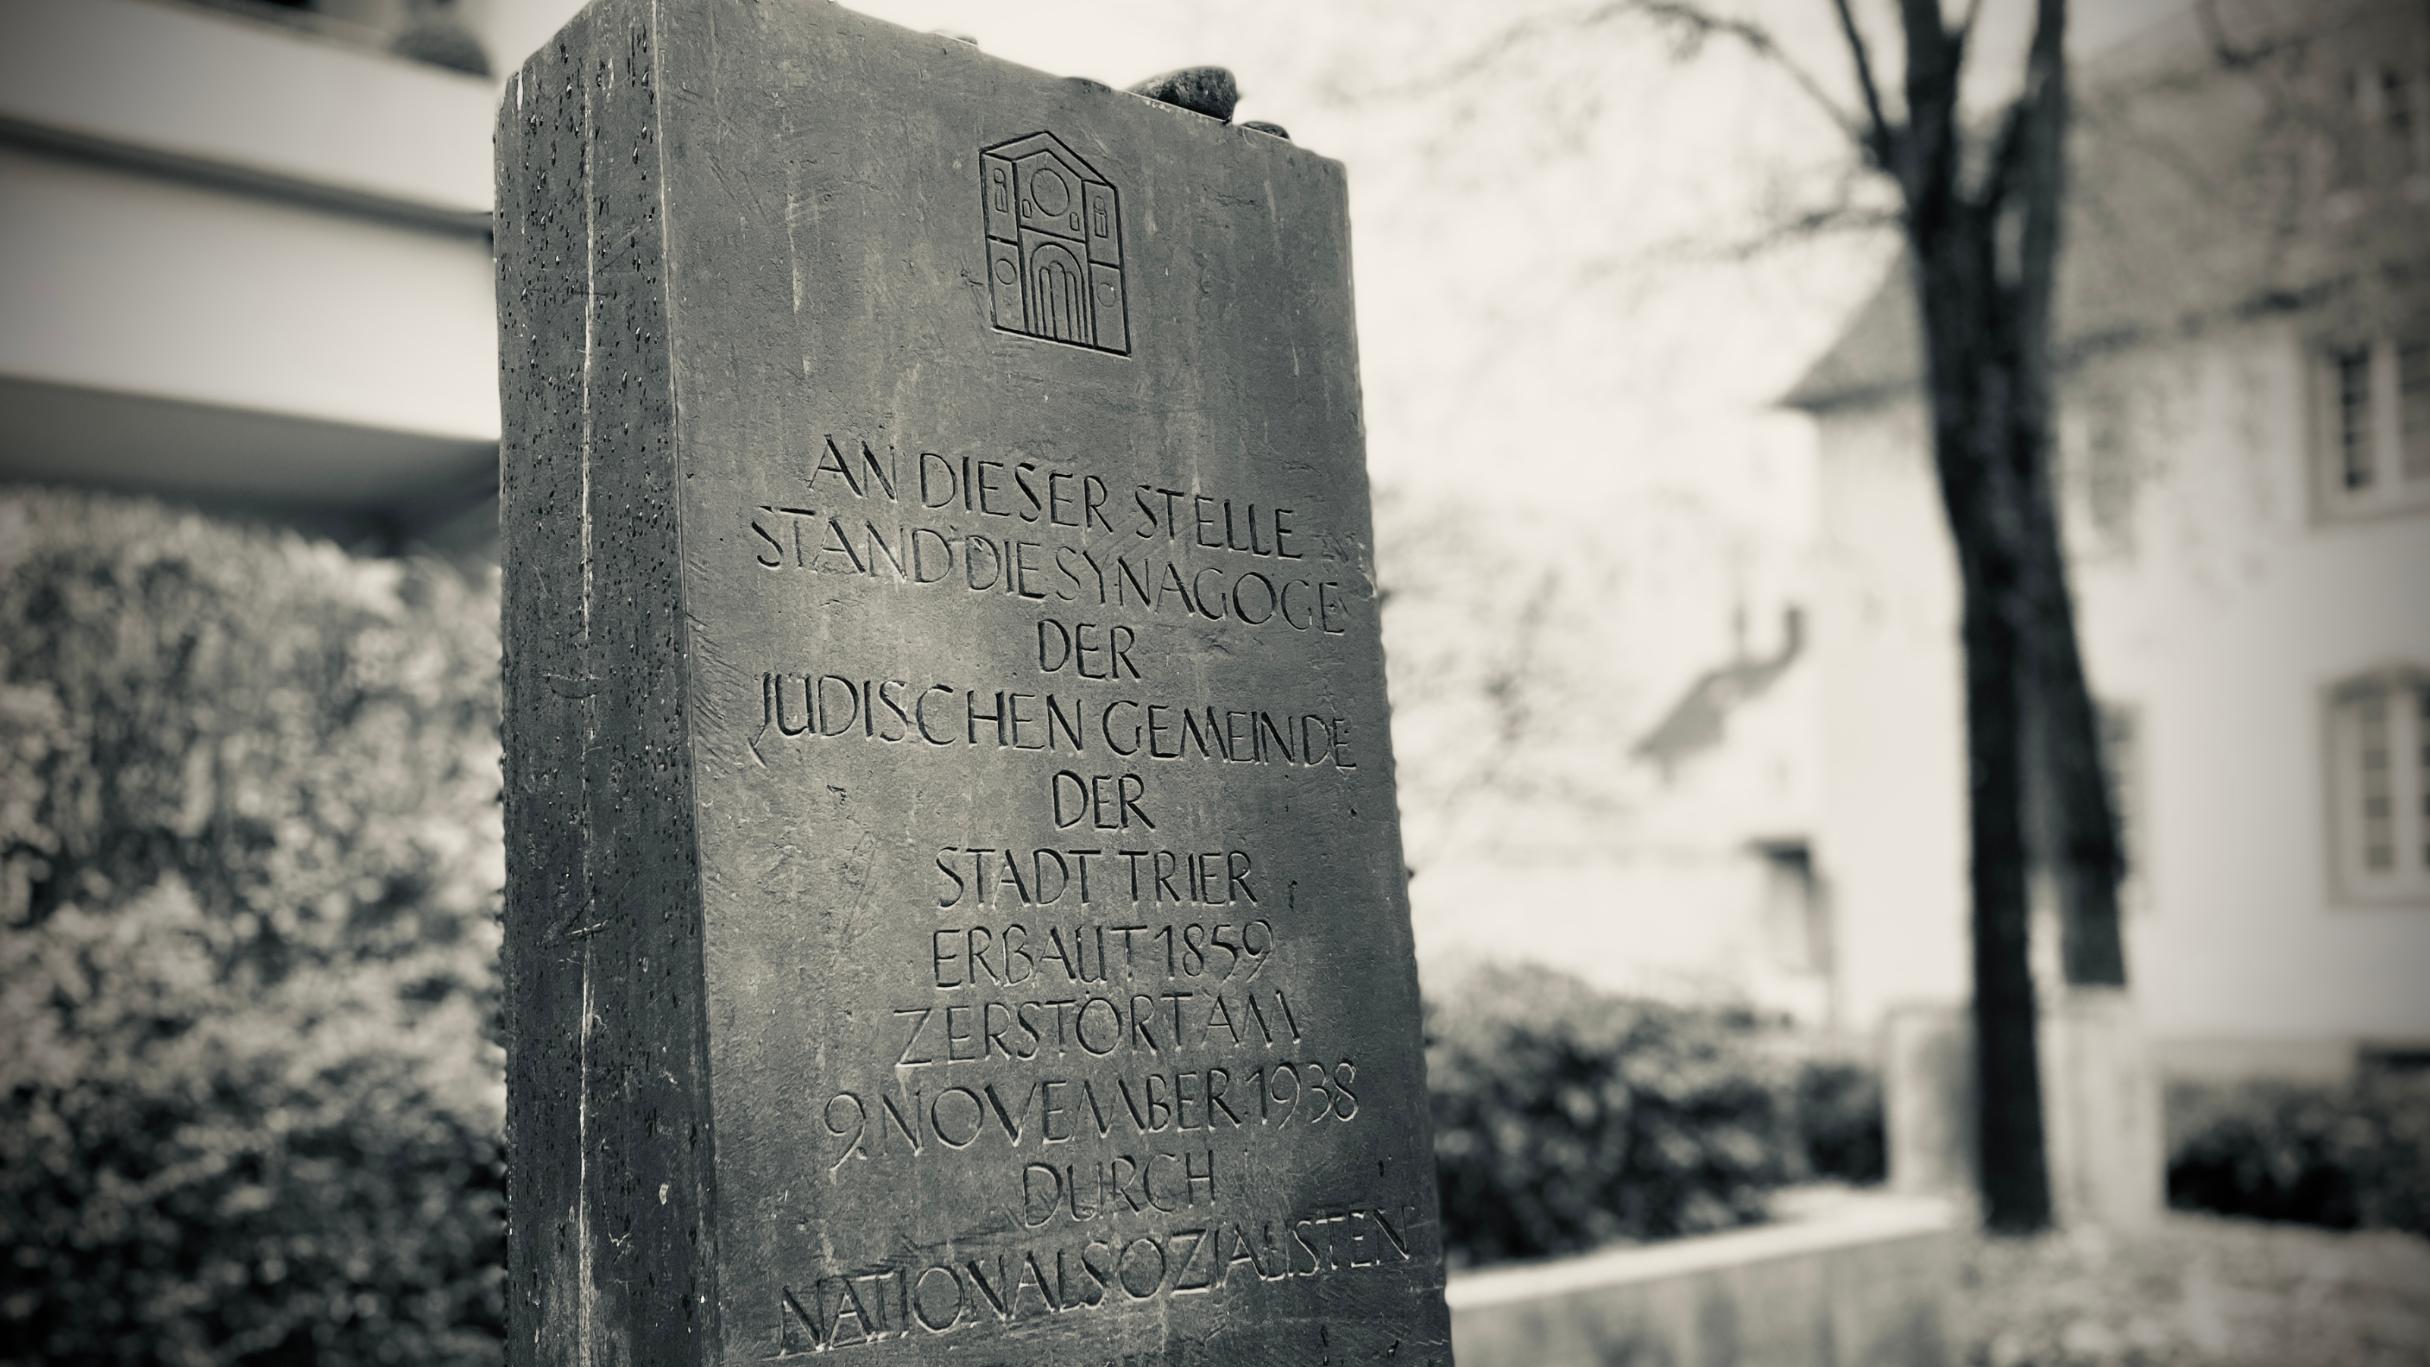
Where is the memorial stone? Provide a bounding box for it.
[496,2,1452,1363]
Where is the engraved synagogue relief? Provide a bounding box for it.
[984,132,1130,355]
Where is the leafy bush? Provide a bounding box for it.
[0,488,506,1366]
[2165,1072,2430,1237]
[0,487,1853,1350]
[1425,962,1795,1267]
[1791,1055,1887,1186]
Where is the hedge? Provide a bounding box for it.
[1,488,1882,1358]
[2166,1071,2430,1237]
[0,489,506,1366]
[1426,962,1799,1267]
[1792,1055,1888,1187]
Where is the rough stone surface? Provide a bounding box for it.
[1241,119,1292,141]
[495,3,1448,1366]
[1448,1193,1957,1367]
[1127,65,1241,122]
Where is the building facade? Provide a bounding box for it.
[0,0,590,549]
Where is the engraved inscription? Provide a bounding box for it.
[746,414,1438,1357]
[984,133,1131,355]
[776,1204,1420,1353]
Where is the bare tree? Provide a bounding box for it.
[1870,0,2100,1235]
[1731,0,2123,1234]
[1408,0,2138,1232]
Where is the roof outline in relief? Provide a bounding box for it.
[982,131,1131,356]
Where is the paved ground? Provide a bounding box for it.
[1953,1213,2430,1367]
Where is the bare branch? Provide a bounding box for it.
[1894,0,1964,225]
[1629,0,1862,141]
[1704,199,1904,261]
[1936,0,1992,81]
[2194,0,2269,70]
[1943,0,1991,124]
[2013,0,2071,395]
[1366,0,1872,155]
[1897,0,1956,111]
[1954,0,1988,49]
[1366,8,1576,97]
[1829,0,1901,168]
[1979,97,2030,211]
[1589,211,1899,285]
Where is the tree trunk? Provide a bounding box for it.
[1958,543,2055,1233]
[1910,206,2058,1234]
[2018,507,2130,987]
[1871,0,2076,1235]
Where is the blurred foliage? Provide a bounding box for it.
[0,490,1875,1360]
[1426,962,1797,1267]
[0,488,506,1366]
[2165,1072,2430,1238]
[1792,1055,1887,1187]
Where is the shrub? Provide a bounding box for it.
[0,486,1850,1346]
[1792,1056,1887,1186]
[2165,1072,2430,1237]
[0,488,506,1366]
[1425,962,1795,1267]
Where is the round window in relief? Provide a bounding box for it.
[1029,166,1071,217]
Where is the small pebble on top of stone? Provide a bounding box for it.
[1127,67,1240,123]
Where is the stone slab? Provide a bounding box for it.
[1448,1192,1957,1367]
[1883,996,2163,1227]
[494,3,1451,1364]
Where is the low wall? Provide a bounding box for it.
[1447,1191,1957,1367]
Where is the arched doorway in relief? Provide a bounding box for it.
[1024,241,1093,347]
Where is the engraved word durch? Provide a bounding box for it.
[984,132,1130,355]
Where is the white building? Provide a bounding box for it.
[1408,598,1832,1023]
[1788,0,2430,1078]
[1622,606,1832,1025]
[0,0,590,549]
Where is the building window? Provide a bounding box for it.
[2333,62,2430,190]
[1755,841,1827,975]
[2319,333,2430,519]
[2335,345,2375,491]
[2388,66,2427,179]
[2403,339,2430,488]
[2328,670,2430,904]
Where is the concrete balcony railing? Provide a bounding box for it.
[165,0,494,79]
[0,0,503,541]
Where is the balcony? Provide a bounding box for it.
[170,0,495,78]
[0,0,504,543]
